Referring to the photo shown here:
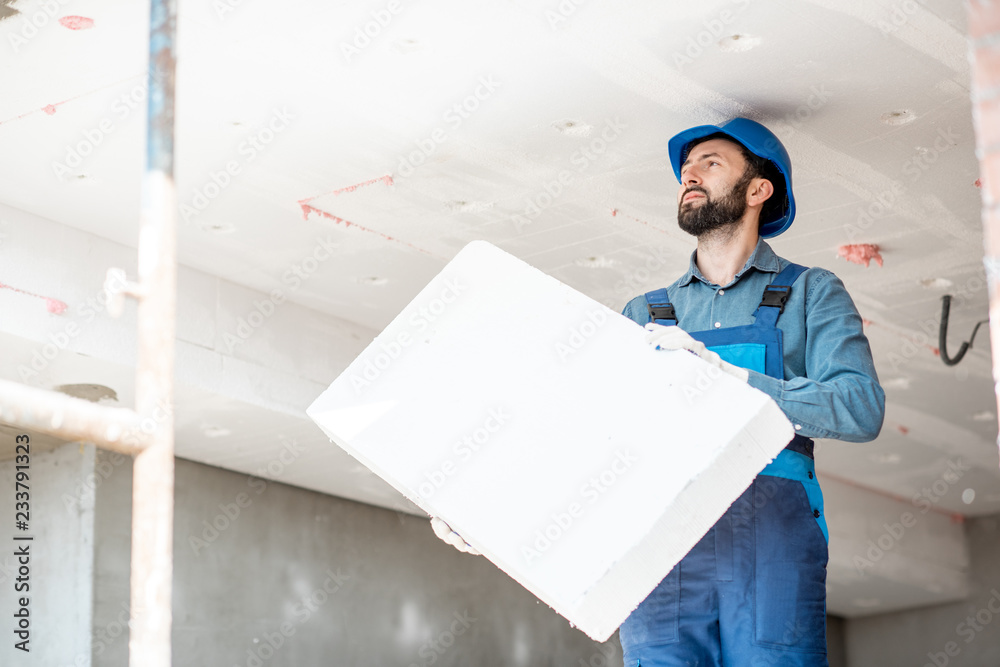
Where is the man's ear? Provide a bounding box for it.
[747,178,774,208]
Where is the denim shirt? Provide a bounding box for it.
[621,239,885,443]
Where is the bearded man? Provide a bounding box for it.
[617,118,884,667]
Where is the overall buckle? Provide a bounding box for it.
[647,303,676,322]
[759,285,791,313]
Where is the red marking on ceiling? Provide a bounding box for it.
[299,202,442,259]
[329,174,393,196]
[46,299,67,314]
[975,178,982,188]
[896,424,910,435]
[0,281,67,314]
[861,318,872,328]
[610,208,667,233]
[837,243,883,268]
[0,74,139,126]
[59,15,94,30]
[298,175,394,205]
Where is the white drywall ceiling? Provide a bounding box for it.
[0,0,996,618]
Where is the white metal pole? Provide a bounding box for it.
[128,0,178,663]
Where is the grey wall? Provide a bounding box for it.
[0,438,888,667]
[86,451,860,667]
[0,441,96,667]
[91,448,134,667]
[93,454,622,667]
[845,515,1000,667]
[828,615,847,667]
[0,440,872,666]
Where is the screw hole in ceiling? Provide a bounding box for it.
[392,38,422,54]
[447,200,494,213]
[575,256,617,269]
[553,119,593,136]
[718,34,761,52]
[202,222,236,234]
[352,276,388,286]
[881,109,917,126]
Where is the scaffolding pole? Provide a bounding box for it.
[128,0,178,664]
[0,379,150,455]
[968,0,1000,463]
[0,0,178,663]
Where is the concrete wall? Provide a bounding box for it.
[83,451,857,667]
[93,454,622,667]
[823,474,970,618]
[91,448,134,667]
[845,514,1000,667]
[0,441,96,666]
[0,439,870,667]
[828,615,847,667]
[0,435,880,667]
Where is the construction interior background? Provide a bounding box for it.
[1,0,1000,665]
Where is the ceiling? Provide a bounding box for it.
[0,0,997,617]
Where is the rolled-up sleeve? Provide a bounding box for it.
[746,271,885,443]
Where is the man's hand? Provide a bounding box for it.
[644,323,750,382]
[430,517,481,555]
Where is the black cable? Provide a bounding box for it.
[939,295,989,366]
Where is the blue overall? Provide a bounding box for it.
[619,263,830,667]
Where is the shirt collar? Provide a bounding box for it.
[677,237,781,287]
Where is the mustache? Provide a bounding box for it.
[682,186,708,200]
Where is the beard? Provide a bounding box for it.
[677,169,754,238]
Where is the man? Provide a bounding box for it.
[431,117,884,665]
[617,118,884,666]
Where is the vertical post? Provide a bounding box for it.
[128,0,177,664]
[968,0,1000,461]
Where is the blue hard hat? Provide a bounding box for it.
[668,118,795,238]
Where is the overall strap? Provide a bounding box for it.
[644,288,677,326]
[753,262,808,328]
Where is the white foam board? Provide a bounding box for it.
[307,240,793,641]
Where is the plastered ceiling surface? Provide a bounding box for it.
[0,0,996,615]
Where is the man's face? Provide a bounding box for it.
[676,138,754,237]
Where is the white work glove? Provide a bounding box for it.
[644,323,750,383]
[430,517,481,555]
